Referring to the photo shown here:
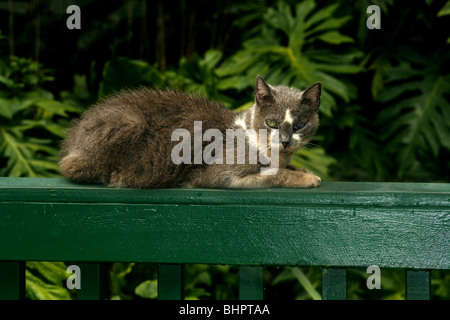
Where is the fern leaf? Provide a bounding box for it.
[376,50,450,177]
[216,0,362,117]
[291,146,337,180]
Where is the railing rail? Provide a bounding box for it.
[0,178,448,300]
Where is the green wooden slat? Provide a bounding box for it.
[322,268,346,300]
[406,270,430,300]
[0,202,447,269]
[239,266,264,300]
[0,262,25,300]
[0,179,448,270]
[75,263,106,300]
[158,264,184,300]
[0,178,448,206]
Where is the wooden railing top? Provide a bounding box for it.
[0,178,449,270]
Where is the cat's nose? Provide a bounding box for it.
[282,141,289,148]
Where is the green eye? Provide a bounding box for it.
[266,119,278,128]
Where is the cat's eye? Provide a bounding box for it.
[266,119,278,128]
[294,123,305,131]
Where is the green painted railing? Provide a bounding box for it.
[0,178,448,300]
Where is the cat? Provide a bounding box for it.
[59,75,322,189]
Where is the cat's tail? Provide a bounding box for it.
[59,153,100,184]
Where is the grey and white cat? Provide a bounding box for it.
[59,75,322,189]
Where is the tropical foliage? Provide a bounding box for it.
[0,0,448,300]
[0,56,82,177]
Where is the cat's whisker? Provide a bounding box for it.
[295,147,307,155]
[305,142,325,150]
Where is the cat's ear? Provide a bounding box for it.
[302,82,321,112]
[255,75,273,105]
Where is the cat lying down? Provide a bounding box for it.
[59,76,322,189]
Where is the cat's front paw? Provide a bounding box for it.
[302,172,321,188]
[296,168,321,188]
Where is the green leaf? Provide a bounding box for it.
[21,119,69,138]
[375,49,450,177]
[0,56,83,178]
[0,98,13,119]
[99,57,164,98]
[265,2,297,35]
[291,145,337,180]
[26,262,73,300]
[437,2,450,45]
[26,270,72,300]
[27,262,69,285]
[347,115,390,181]
[305,16,351,36]
[0,74,15,88]
[0,126,61,177]
[200,50,223,70]
[163,50,235,106]
[135,280,158,299]
[291,268,321,300]
[33,99,70,117]
[316,31,354,44]
[304,3,339,29]
[1,128,37,177]
[185,288,211,300]
[437,1,450,16]
[216,0,361,116]
[272,267,296,285]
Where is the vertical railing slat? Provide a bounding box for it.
[0,261,25,300]
[322,268,346,300]
[76,262,106,300]
[406,270,430,300]
[158,264,184,300]
[238,266,264,300]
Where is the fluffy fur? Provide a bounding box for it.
[59,76,322,189]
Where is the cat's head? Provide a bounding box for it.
[252,75,321,154]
